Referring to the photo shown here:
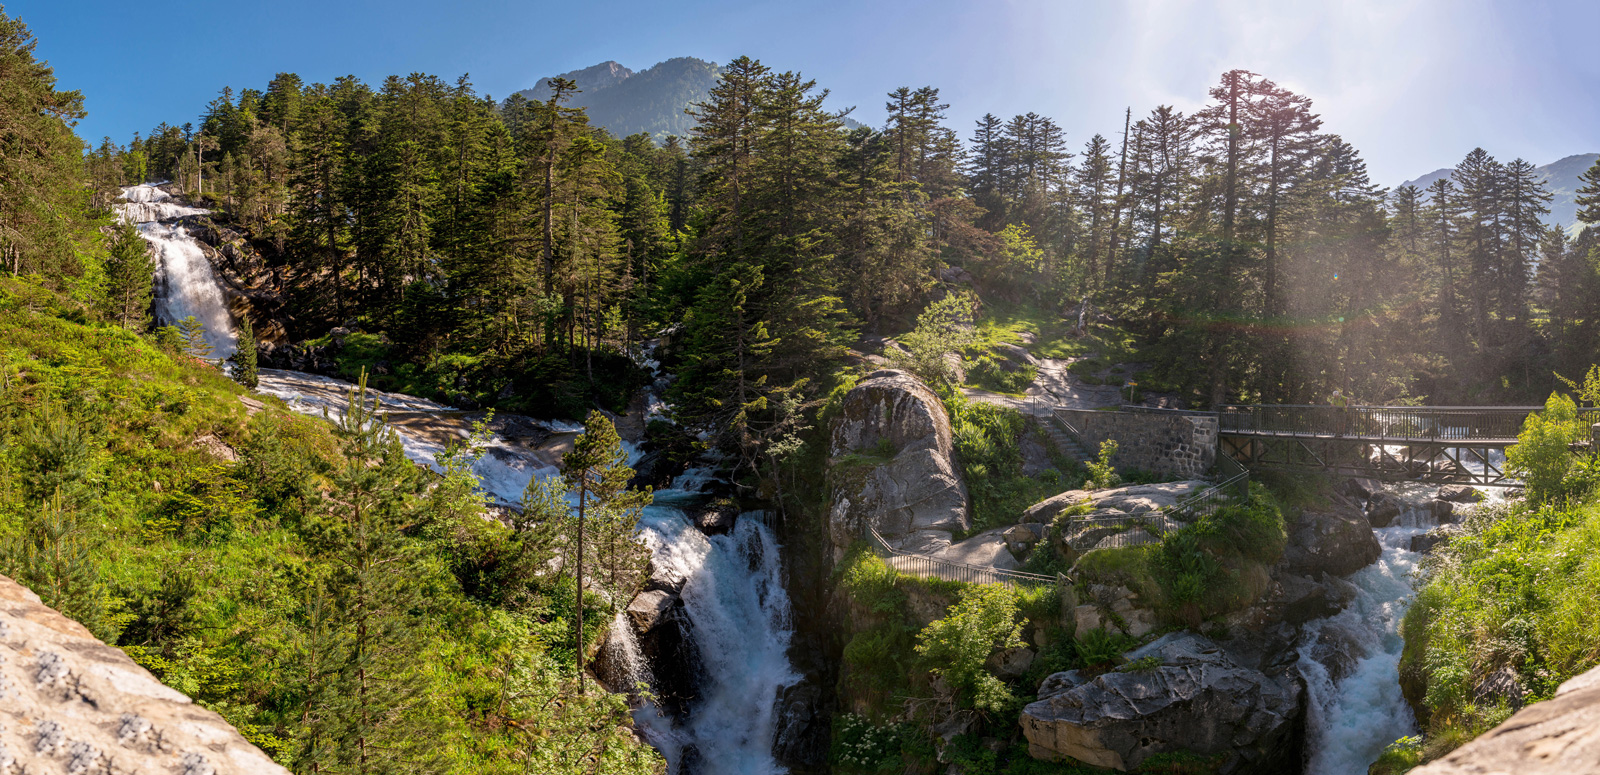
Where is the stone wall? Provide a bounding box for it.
[1053,408,1217,479]
[0,573,288,774]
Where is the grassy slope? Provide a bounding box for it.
[0,277,657,773]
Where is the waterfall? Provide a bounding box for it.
[634,503,799,775]
[1299,483,1472,774]
[257,366,801,772]
[115,185,238,359]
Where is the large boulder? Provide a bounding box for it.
[828,370,970,559]
[1412,664,1600,775]
[1366,491,1405,527]
[0,574,288,774]
[1021,633,1302,773]
[1283,495,1381,577]
[934,528,1020,571]
[1023,490,1092,524]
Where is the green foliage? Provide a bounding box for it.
[1149,484,1283,626]
[1073,627,1140,667]
[915,584,1025,712]
[895,293,976,386]
[177,315,213,359]
[104,220,154,330]
[943,390,1071,529]
[832,713,909,773]
[228,314,258,389]
[0,279,662,773]
[1085,439,1121,489]
[1368,735,1424,775]
[1506,392,1591,504]
[1401,496,1600,744]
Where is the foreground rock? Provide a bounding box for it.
[1411,664,1600,774]
[827,370,970,559]
[0,574,287,774]
[1021,633,1302,773]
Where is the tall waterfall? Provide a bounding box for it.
[116,185,238,358]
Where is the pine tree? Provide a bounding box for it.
[1576,157,1600,227]
[105,220,154,329]
[561,411,650,694]
[177,315,213,359]
[230,314,259,388]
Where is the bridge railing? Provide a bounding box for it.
[1215,404,1587,442]
[865,525,1061,590]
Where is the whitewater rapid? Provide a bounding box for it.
[1300,482,1495,774]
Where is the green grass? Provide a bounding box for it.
[0,277,659,773]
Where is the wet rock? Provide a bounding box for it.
[1283,495,1381,577]
[1436,484,1485,504]
[772,683,826,770]
[1342,477,1383,502]
[1021,633,1302,773]
[626,590,675,633]
[1366,491,1405,527]
[827,370,970,560]
[1411,664,1600,775]
[1307,623,1366,684]
[1430,498,1458,523]
[1274,572,1354,624]
[690,499,740,536]
[1411,524,1466,554]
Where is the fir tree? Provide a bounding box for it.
[229,313,259,388]
[561,411,649,694]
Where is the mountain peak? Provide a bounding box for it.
[1398,152,1599,230]
[515,57,722,141]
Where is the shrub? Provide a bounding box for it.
[915,584,1026,713]
[1506,393,1588,504]
[1085,439,1121,489]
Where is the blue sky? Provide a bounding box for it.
[16,0,1599,185]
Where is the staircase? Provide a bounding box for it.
[1033,408,1093,464]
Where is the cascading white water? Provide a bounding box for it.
[257,366,801,772]
[1300,483,1487,774]
[115,185,238,358]
[633,503,799,775]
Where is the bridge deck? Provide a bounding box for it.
[1220,428,1521,446]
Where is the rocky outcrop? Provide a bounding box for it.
[1411,664,1600,775]
[1410,523,1466,554]
[1283,494,1381,577]
[827,370,969,559]
[1021,633,1302,773]
[0,573,287,774]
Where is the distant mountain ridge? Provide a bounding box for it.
[1398,152,1598,231]
[516,57,723,140]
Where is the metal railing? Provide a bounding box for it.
[1216,404,1599,442]
[1054,513,1167,550]
[866,525,1060,590]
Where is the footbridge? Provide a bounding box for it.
[1050,403,1599,487]
[1212,404,1600,486]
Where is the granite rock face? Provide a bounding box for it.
[1021,633,1302,773]
[0,574,288,775]
[827,370,970,559]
